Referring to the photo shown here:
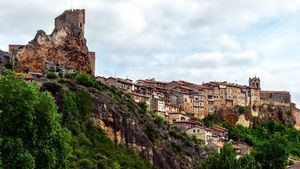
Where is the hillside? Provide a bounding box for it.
[41,73,207,169]
[0,72,207,169]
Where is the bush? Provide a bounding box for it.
[58,72,64,78]
[42,82,63,94]
[154,116,164,127]
[47,72,58,79]
[65,73,76,79]
[75,72,95,87]
[146,124,159,142]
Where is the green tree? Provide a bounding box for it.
[201,143,261,169]
[201,143,238,169]
[253,134,288,169]
[0,71,71,169]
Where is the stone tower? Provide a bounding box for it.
[249,76,260,89]
[55,9,85,33]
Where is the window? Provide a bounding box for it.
[79,23,83,28]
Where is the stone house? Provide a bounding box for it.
[173,121,197,130]
[150,96,166,117]
[186,126,212,145]
[232,141,251,157]
[167,112,191,124]
[210,125,229,142]
[207,141,224,153]
[125,91,150,108]
[106,77,136,91]
[165,104,180,113]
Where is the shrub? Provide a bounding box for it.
[47,72,58,79]
[65,73,76,79]
[42,82,62,94]
[75,72,95,87]
[154,116,164,127]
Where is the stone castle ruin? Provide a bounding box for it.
[9,9,95,75]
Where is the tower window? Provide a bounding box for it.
[79,23,83,28]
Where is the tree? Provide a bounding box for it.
[0,71,71,169]
[201,143,238,169]
[238,155,261,169]
[200,143,261,169]
[252,133,288,169]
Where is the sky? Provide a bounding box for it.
[1,0,300,105]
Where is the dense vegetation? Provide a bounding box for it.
[45,73,156,169]
[0,72,154,169]
[200,143,261,169]
[1,71,298,169]
[0,72,71,168]
[201,114,299,169]
[224,121,300,161]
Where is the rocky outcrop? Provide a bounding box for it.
[16,25,93,74]
[88,88,207,169]
[214,105,295,127]
[257,104,295,126]
[50,83,207,169]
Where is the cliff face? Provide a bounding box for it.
[16,25,92,73]
[88,86,207,169]
[215,105,295,127]
[48,81,207,169]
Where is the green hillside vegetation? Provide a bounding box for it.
[201,114,299,169]
[0,71,154,169]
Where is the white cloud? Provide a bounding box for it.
[1,0,300,105]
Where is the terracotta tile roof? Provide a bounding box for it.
[28,72,43,76]
[211,125,229,132]
[24,74,33,80]
[187,125,205,130]
[125,91,149,98]
[173,121,197,125]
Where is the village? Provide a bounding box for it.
[1,8,300,160]
[94,75,300,157]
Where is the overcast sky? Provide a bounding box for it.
[1,0,300,105]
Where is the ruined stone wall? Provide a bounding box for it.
[261,91,291,104]
[88,51,95,76]
[9,44,24,56]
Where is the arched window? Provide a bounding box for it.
[79,23,83,28]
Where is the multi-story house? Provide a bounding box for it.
[150,96,166,117]
[207,88,215,114]
[167,112,191,124]
[165,104,180,113]
[186,126,212,145]
[105,77,137,92]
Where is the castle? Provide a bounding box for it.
[55,9,85,34]
[9,9,96,75]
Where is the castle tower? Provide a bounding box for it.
[55,9,85,33]
[249,76,260,89]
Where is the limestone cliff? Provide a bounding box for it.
[214,105,295,127]
[16,25,93,74]
[44,80,207,169]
